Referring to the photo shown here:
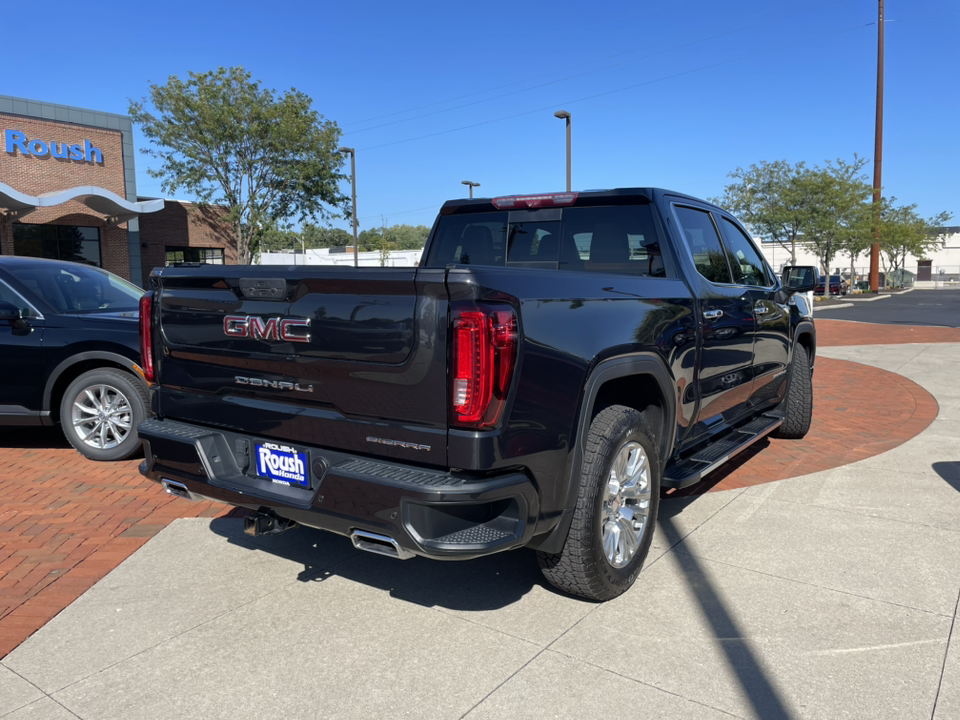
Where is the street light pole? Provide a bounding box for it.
[461,180,480,199]
[554,110,571,192]
[870,0,884,292]
[338,147,359,267]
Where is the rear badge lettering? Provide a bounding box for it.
[366,436,431,451]
[224,315,311,343]
[235,376,314,392]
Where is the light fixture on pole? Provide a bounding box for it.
[461,180,480,199]
[338,147,359,268]
[554,110,571,192]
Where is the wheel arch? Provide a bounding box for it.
[534,353,677,554]
[794,320,817,369]
[44,351,144,423]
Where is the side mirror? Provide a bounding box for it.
[0,300,22,323]
[781,266,818,293]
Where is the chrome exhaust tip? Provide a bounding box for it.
[161,479,193,500]
[350,530,415,560]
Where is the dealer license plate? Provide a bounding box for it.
[255,442,309,488]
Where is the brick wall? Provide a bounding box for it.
[138,201,237,280]
[0,113,131,279]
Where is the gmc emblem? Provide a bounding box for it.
[223,315,311,343]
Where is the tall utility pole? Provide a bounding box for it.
[338,147,359,267]
[554,110,572,191]
[870,0,884,292]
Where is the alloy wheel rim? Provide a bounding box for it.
[70,383,133,450]
[601,441,651,568]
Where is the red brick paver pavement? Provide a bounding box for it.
[0,319,953,658]
[670,355,939,495]
[817,318,960,346]
[0,437,236,658]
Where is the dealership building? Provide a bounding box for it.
[0,95,234,287]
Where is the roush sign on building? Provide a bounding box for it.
[5,129,104,163]
[0,95,234,287]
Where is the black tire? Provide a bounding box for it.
[537,405,661,602]
[772,344,813,439]
[59,368,148,461]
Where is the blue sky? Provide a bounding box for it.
[6,0,957,232]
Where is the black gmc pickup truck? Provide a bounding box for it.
[138,188,818,601]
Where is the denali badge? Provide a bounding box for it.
[236,376,314,392]
[366,436,431,451]
[224,315,311,343]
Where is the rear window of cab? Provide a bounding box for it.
[425,205,670,278]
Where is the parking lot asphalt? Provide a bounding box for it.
[1,321,959,718]
[815,288,960,327]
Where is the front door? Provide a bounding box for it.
[716,215,790,407]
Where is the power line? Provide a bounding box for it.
[358,20,873,153]
[342,0,854,132]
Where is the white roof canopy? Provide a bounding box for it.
[0,181,164,227]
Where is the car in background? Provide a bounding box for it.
[815,274,849,296]
[0,257,149,461]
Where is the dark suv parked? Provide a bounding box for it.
[0,256,149,461]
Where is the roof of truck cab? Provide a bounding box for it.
[438,188,722,213]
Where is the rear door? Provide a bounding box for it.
[153,266,449,466]
[670,204,757,445]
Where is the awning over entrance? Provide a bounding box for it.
[0,181,164,227]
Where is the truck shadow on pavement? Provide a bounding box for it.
[208,517,549,611]
[933,462,960,491]
[208,498,795,717]
[656,500,795,720]
[0,426,71,450]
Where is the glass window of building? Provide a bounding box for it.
[13,224,102,267]
[165,247,225,266]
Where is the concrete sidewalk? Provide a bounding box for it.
[2,342,959,719]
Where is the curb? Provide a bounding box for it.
[847,294,891,302]
[814,303,854,310]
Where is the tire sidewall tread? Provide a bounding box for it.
[538,405,661,602]
[59,367,147,462]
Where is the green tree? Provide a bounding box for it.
[386,224,430,250]
[130,66,347,264]
[799,156,873,281]
[302,224,353,248]
[712,159,810,264]
[878,201,952,285]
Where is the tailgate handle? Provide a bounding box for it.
[239,277,286,300]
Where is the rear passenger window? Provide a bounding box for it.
[719,217,773,287]
[673,206,732,284]
[424,213,508,267]
[559,206,666,277]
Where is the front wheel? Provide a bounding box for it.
[537,405,661,602]
[773,344,813,439]
[60,368,148,461]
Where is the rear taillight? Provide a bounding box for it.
[139,293,155,383]
[452,305,518,427]
[492,192,578,209]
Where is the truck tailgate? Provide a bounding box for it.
[151,266,449,466]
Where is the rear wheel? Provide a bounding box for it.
[773,344,813,439]
[537,405,660,602]
[60,368,148,461]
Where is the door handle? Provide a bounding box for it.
[754,305,769,315]
[703,309,723,320]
